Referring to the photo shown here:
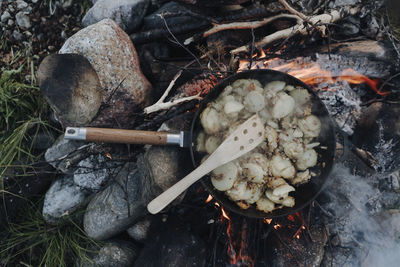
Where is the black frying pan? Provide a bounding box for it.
[189,69,337,219]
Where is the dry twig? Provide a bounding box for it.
[143,64,203,114]
[231,4,361,54]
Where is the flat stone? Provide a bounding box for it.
[15,11,31,28]
[79,241,138,267]
[16,0,28,10]
[73,154,122,191]
[43,175,91,223]
[1,11,11,22]
[59,19,152,128]
[44,135,89,174]
[126,216,152,242]
[82,0,149,33]
[83,162,146,240]
[12,30,23,40]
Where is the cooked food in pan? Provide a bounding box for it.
[196,79,321,213]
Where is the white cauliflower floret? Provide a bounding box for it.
[272,184,295,196]
[205,136,220,154]
[265,190,288,204]
[296,149,318,170]
[270,92,295,119]
[226,181,262,204]
[248,153,269,170]
[224,101,244,117]
[211,162,238,191]
[298,115,321,138]
[283,141,304,159]
[196,131,206,152]
[265,126,278,151]
[232,79,262,96]
[256,197,275,213]
[282,196,295,207]
[266,177,287,189]
[242,163,265,183]
[291,170,311,185]
[244,91,265,112]
[264,80,286,93]
[270,154,296,179]
[259,108,272,123]
[200,107,222,134]
[290,88,311,106]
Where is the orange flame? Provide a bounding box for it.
[205,194,213,203]
[239,56,389,96]
[221,207,230,221]
[273,224,282,230]
[226,219,254,267]
[264,218,272,224]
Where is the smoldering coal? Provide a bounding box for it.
[320,164,400,266]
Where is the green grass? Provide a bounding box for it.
[0,61,51,189]
[0,200,100,267]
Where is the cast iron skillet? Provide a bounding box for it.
[189,69,336,219]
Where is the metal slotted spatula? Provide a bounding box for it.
[147,114,265,214]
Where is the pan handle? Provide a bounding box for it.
[64,127,177,146]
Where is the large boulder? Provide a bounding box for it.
[59,19,152,128]
[37,54,103,126]
[82,0,150,33]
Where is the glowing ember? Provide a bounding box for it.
[205,194,213,203]
[239,56,389,96]
[221,207,230,221]
[296,234,300,239]
[273,224,281,230]
[264,218,272,224]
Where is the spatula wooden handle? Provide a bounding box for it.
[65,127,168,145]
[147,159,215,214]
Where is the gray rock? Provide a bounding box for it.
[329,0,361,7]
[133,226,207,267]
[16,0,28,10]
[126,216,152,242]
[79,241,137,267]
[59,19,152,128]
[12,30,23,40]
[8,19,14,26]
[43,175,91,223]
[82,0,149,33]
[141,112,193,204]
[83,114,192,240]
[15,11,31,28]
[44,135,89,174]
[73,154,122,191]
[83,161,146,240]
[37,54,104,126]
[1,11,11,22]
[31,0,38,3]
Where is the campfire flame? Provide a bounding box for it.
[239,56,389,96]
[205,194,213,203]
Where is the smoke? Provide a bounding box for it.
[320,164,400,266]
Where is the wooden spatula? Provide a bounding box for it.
[147,114,265,214]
